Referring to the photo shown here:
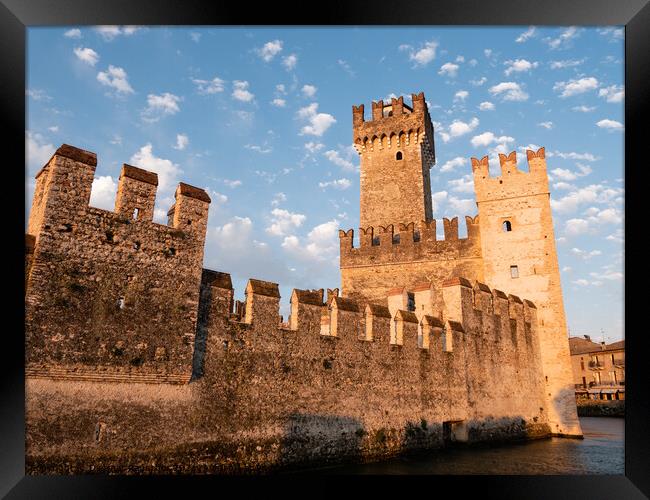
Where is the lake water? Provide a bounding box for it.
[300,417,624,474]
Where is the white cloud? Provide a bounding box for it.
[551,184,623,214]
[94,25,140,41]
[538,121,554,129]
[484,49,493,58]
[448,174,474,193]
[129,143,181,193]
[548,150,599,162]
[282,54,297,70]
[190,32,201,43]
[271,192,287,207]
[244,143,272,154]
[26,89,51,101]
[553,77,599,97]
[141,93,182,123]
[438,62,459,77]
[173,133,189,150]
[479,101,495,111]
[430,190,476,216]
[256,39,283,62]
[223,179,242,188]
[439,156,466,173]
[515,26,537,43]
[551,168,578,181]
[232,80,254,102]
[25,131,55,174]
[571,247,602,260]
[74,47,99,66]
[553,182,575,190]
[192,76,225,95]
[549,59,584,69]
[564,218,591,235]
[470,131,515,148]
[304,141,325,154]
[266,208,306,236]
[598,27,624,41]
[488,81,529,101]
[324,146,358,172]
[403,40,438,67]
[470,77,487,86]
[96,65,134,94]
[302,84,317,97]
[64,28,82,39]
[572,105,595,112]
[503,59,538,76]
[281,219,340,263]
[596,119,624,131]
[48,126,59,133]
[545,26,580,49]
[454,90,469,101]
[89,175,117,210]
[448,117,479,138]
[297,102,336,137]
[318,178,351,190]
[338,59,355,77]
[271,98,286,107]
[598,85,625,103]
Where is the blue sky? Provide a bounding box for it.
[26,26,624,341]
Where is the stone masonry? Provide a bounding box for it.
[24,91,580,474]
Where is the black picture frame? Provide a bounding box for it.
[3,0,648,497]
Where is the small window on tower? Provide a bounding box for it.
[133,208,139,220]
[396,151,403,160]
[503,220,512,232]
[510,265,519,278]
[407,292,415,312]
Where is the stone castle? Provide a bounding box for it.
[24,92,581,474]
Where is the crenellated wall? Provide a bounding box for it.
[339,215,483,303]
[25,145,211,384]
[26,270,550,473]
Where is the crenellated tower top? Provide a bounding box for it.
[352,92,436,229]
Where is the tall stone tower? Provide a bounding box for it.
[353,93,436,229]
[472,148,582,437]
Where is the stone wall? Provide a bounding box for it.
[339,216,483,304]
[473,148,582,437]
[25,145,211,384]
[25,274,550,474]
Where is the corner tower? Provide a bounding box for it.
[353,93,435,229]
[472,148,582,437]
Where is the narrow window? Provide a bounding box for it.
[133,208,139,220]
[396,151,403,160]
[503,220,512,232]
[407,292,415,312]
[117,297,125,309]
[133,241,141,250]
[510,265,519,278]
[105,231,114,243]
[168,247,176,256]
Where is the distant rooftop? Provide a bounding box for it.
[568,336,625,355]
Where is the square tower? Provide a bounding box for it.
[473,148,582,437]
[353,93,435,229]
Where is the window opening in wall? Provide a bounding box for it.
[117,297,125,309]
[396,151,403,160]
[407,292,415,312]
[133,208,139,220]
[392,234,401,244]
[413,230,421,242]
[372,236,380,246]
[168,247,176,256]
[503,220,512,232]
[187,219,192,226]
[105,231,114,243]
[510,265,519,278]
[133,241,141,250]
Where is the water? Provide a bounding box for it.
[302,417,624,474]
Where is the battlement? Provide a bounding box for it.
[471,148,550,203]
[198,273,538,361]
[339,215,480,267]
[25,143,213,385]
[352,93,435,163]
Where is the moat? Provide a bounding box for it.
[294,417,624,475]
